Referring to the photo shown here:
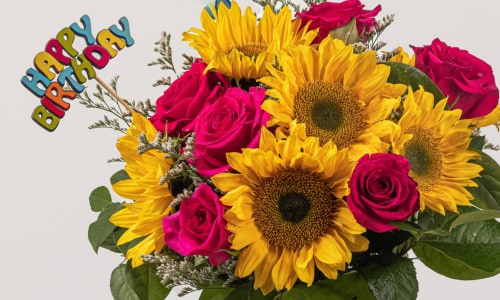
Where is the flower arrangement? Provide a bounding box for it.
[85,0,500,299]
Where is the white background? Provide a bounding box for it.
[2,0,499,299]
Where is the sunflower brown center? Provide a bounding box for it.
[403,126,442,191]
[254,169,336,250]
[279,192,311,223]
[294,81,366,148]
[235,43,267,58]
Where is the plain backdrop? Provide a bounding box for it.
[2,0,499,299]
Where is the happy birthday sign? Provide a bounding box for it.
[21,15,134,131]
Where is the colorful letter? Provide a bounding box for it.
[57,67,85,93]
[83,45,110,69]
[45,39,72,65]
[41,96,65,118]
[32,105,60,131]
[96,29,126,58]
[70,54,96,83]
[56,27,78,58]
[70,15,96,45]
[21,68,51,97]
[109,17,134,47]
[34,52,65,80]
[44,81,76,110]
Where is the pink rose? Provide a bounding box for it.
[347,153,420,233]
[190,87,269,177]
[149,60,230,136]
[411,38,499,119]
[163,183,231,266]
[296,0,381,44]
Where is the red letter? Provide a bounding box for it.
[45,39,71,65]
[83,45,110,69]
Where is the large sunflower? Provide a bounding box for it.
[260,37,406,157]
[211,128,368,295]
[391,87,482,214]
[182,1,316,80]
[109,113,174,267]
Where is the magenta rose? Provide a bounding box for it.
[347,153,420,233]
[296,0,381,44]
[411,38,499,119]
[163,183,231,266]
[190,87,269,177]
[149,60,230,136]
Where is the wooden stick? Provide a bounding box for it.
[94,75,135,114]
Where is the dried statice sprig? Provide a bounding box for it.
[137,131,205,197]
[128,98,156,118]
[182,53,196,71]
[252,0,302,14]
[77,77,132,133]
[78,76,155,132]
[376,47,401,63]
[142,253,239,296]
[148,32,177,87]
[484,140,500,151]
[167,188,194,210]
[353,13,396,59]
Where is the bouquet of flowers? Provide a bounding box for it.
[85,0,500,299]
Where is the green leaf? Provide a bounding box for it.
[199,287,235,300]
[361,255,418,300]
[387,221,423,237]
[316,272,376,300]
[96,228,122,253]
[111,169,131,185]
[88,202,124,253]
[278,272,376,300]
[329,18,359,45]
[225,282,277,300]
[384,62,445,103]
[469,135,486,151]
[280,284,346,300]
[449,209,500,231]
[110,264,141,300]
[413,208,500,279]
[468,151,500,210]
[147,264,171,300]
[416,209,460,234]
[110,262,170,300]
[89,186,112,212]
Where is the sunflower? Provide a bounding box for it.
[211,128,368,295]
[260,37,406,158]
[109,113,174,267]
[388,46,415,65]
[391,87,482,214]
[469,105,500,129]
[182,1,317,81]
